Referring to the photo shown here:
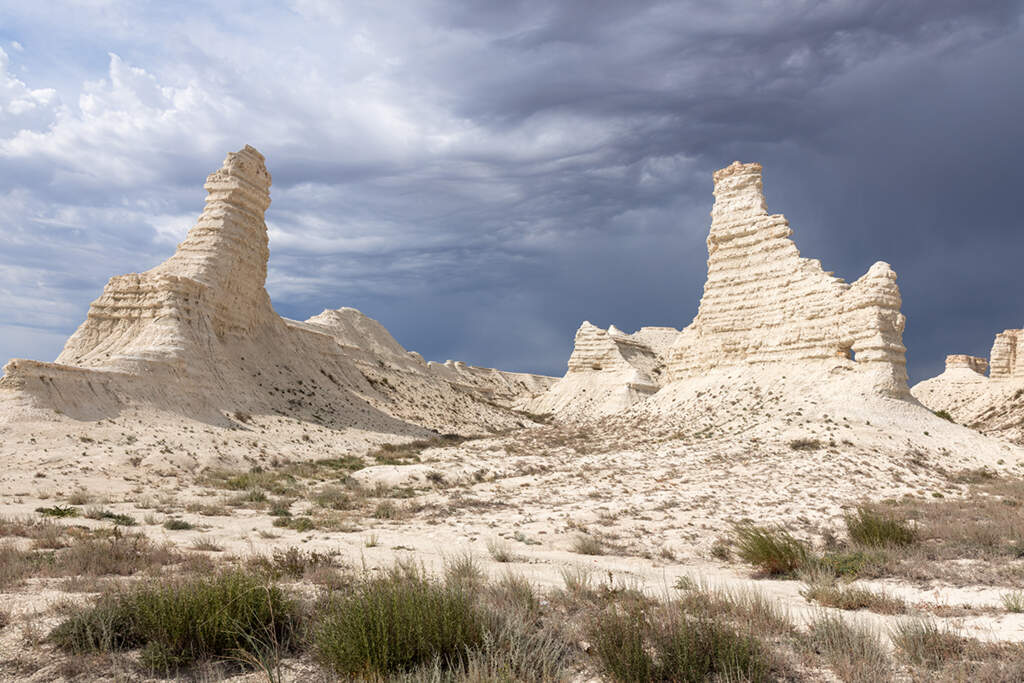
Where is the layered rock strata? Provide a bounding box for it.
[0,146,553,434]
[667,162,908,397]
[912,328,1024,443]
[533,160,912,420]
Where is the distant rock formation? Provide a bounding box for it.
[0,146,553,434]
[526,321,678,418]
[667,162,908,397]
[532,160,911,419]
[912,328,1024,444]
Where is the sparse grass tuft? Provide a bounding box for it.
[789,438,821,451]
[571,534,604,556]
[733,524,809,576]
[807,612,891,682]
[1002,590,1024,613]
[802,581,906,614]
[845,506,916,548]
[486,538,520,563]
[891,619,970,669]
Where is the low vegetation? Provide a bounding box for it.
[50,570,300,673]
[733,524,809,575]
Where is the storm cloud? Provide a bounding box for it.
[1,1,1022,381]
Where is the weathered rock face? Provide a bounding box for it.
[56,146,280,375]
[667,162,908,397]
[0,146,553,434]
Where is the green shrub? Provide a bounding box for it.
[50,570,299,673]
[272,516,315,532]
[588,602,770,682]
[933,410,954,422]
[588,604,653,681]
[162,519,193,531]
[733,524,809,575]
[817,549,886,578]
[36,505,78,518]
[845,506,916,548]
[313,570,484,676]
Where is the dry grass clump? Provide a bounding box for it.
[806,612,891,683]
[889,617,1024,679]
[1,531,182,590]
[1002,590,1024,613]
[571,534,605,556]
[844,506,916,548]
[801,580,906,615]
[486,538,521,563]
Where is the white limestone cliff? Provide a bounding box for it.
[0,146,553,435]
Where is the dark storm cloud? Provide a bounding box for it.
[0,0,1022,381]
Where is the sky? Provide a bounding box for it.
[0,1,1022,382]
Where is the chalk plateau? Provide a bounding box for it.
[0,146,554,442]
[913,329,1024,444]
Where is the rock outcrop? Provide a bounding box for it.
[0,146,553,435]
[526,322,677,418]
[666,162,908,397]
[912,328,1024,444]
[990,329,1023,380]
[532,160,912,420]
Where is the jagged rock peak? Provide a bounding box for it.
[667,161,909,397]
[155,145,272,291]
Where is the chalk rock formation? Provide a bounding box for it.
[532,161,912,420]
[990,329,1023,379]
[912,328,1024,444]
[528,322,677,417]
[667,162,908,396]
[945,354,989,376]
[0,146,552,435]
